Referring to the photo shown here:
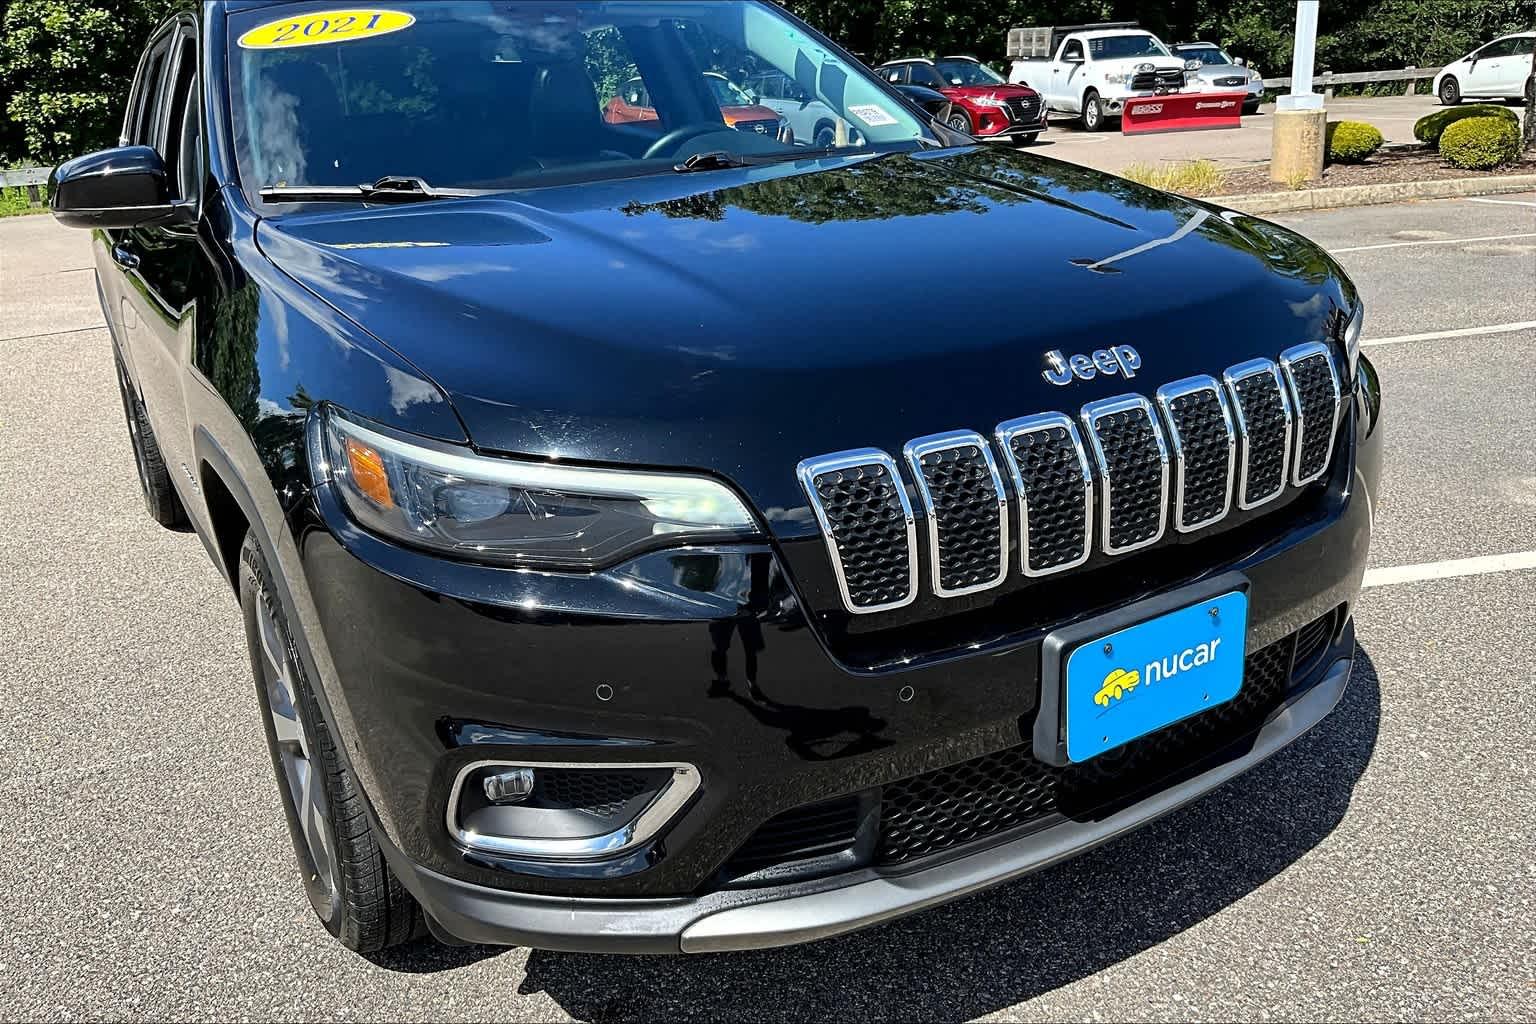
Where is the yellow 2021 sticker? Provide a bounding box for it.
[237,9,415,49]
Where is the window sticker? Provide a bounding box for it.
[237,9,415,49]
[847,104,899,127]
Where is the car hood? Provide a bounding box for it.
[944,84,1039,99]
[1189,64,1251,78]
[720,104,781,125]
[256,147,1353,532]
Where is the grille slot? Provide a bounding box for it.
[997,414,1093,577]
[1224,360,1293,510]
[536,769,653,819]
[905,432,1008,597]
[725,796,863,874]
[1156,376,1236,533]
[1081,396,1169,555]
[798,450,917,614]
[1280,343,1343,486]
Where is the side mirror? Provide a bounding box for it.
[1233,57,1246,66]
[49,145,193,230]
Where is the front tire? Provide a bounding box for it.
[1017,132,1040,145]
[947,110,974,134]
[1438,76,1461,106]
[1082,90,1108,131]
[240,534,423,952]
[113,351,186,529]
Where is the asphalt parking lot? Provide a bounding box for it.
[1,189,1534,1022]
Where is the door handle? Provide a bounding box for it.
[111,243,140,270]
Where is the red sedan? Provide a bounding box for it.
[876,56,1048,144]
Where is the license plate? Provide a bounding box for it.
[1064,591,1248,763]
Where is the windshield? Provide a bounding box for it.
[1175,46,1233,66]
[934,60,1005,86]
[1089,34,1173,60]
[227,1,926,198]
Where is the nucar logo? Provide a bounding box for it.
[1095,638,1226,708]
[1043,345,1141,385]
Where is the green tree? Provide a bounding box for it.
[0,0,176,164]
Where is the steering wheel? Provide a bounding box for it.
[644,122,733,160]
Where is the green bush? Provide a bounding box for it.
[1439,116,1524,170]
[1326,121,1384,164]
[1413,104,1519,148]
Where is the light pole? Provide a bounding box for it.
[1270,0,1328,183]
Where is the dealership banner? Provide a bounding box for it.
[1121,92,1245,134]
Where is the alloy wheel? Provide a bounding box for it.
[948,113,971,133]
[254,594,339,918]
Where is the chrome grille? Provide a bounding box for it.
[1006,95,1043,123]
[798,349,1342,614]
[1081,396,1169,555]
[996,414,1092,577]
[904,432,1008,597]
[1280,343,1343,486]
[1217,76,1248,87]
[1156,376,1236,533]
[1224,360,1292,510]
[798,450,916,613]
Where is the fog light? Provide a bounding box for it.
[448,761,700,860]
[482,767,535,804]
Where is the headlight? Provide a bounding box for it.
[1102,72,1126,84]
[970,95,1007,108]
[1344,303,1365,378]
[315,408,759,570]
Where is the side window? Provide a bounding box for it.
[586,25,645,114]
[1063,40,1085,62]
[127,36,174,147]
[162,37,202,206]
[912,65,944,89]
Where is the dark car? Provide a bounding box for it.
[894,83,954,121]
[876,55,1049,143]
[51,0,1381,955]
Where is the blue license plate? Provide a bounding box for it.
[1064,591,1248,763]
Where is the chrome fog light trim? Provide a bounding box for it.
[446,761,700,860]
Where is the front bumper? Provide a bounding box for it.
[376,652,1351,952]
[977,119,1049,141]
[291,361,1382,952]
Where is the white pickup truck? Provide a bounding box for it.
[1007,23,1193,131]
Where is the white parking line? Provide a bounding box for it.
[1363,320,1536,348]
[1329,232,1536,254]
[1465,197,1536,208]
[1364,551,1536,589]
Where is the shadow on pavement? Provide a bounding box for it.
[381,652,1381,1021]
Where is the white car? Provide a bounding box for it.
[741,69,844,148]
[1171,42,1265,114]
[1434,32,1534,106]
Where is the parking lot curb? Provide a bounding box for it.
[1210,173,1536,214]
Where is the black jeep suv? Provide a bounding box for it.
[52,0,1382,954]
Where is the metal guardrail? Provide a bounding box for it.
[1260,66,1445,98]
[2,165,51,206]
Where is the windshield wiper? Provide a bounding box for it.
[259,175,486,204]
[673,151,753,173]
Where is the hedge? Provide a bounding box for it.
[1326,121,1384,163]
[1413,104,1519,148]
[1439,116,1523,170]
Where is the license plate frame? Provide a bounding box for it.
[1033,572,1250,767]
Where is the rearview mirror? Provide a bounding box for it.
[49,145,193,230]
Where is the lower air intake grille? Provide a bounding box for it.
[874,617,1327,866]
[535,769,653,819]
[799,451,916,613]
[725,797,863,875]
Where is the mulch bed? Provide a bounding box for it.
[1216,145,1536,195]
